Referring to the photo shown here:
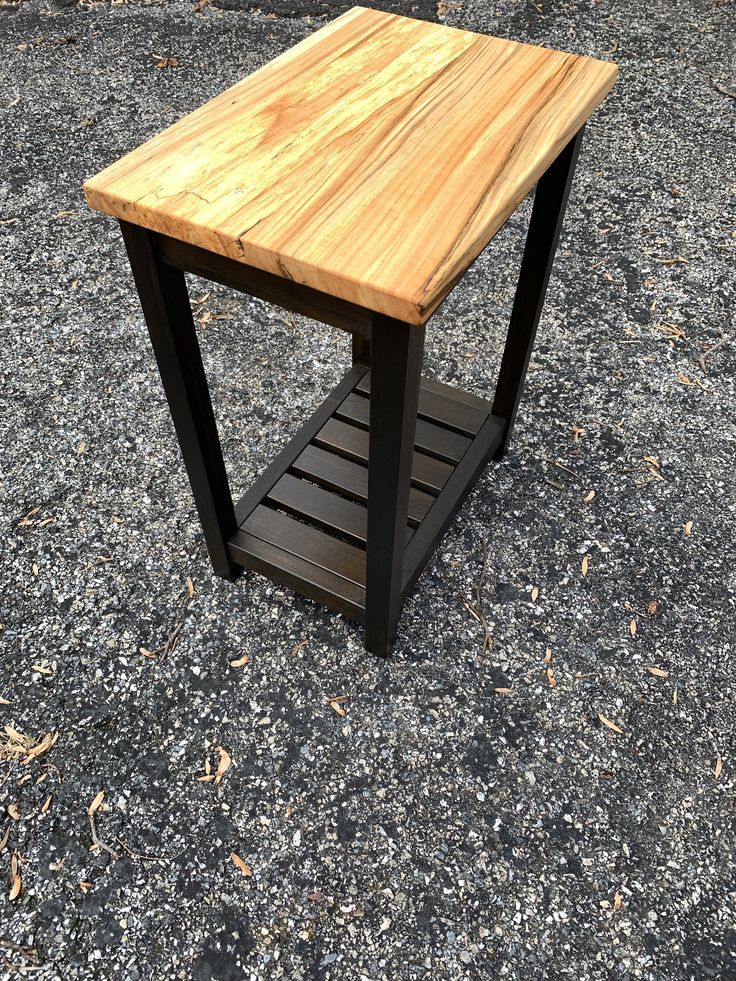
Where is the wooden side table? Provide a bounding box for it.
[84,6,617,655]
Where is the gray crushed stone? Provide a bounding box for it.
[0,0,735,977]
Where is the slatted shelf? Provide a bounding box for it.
[228,365,504,622]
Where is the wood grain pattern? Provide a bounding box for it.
[84,6,617,324]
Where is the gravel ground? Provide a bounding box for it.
[1,0,735,977]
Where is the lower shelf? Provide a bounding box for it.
[227,364,505,622]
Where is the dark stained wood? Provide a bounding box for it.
[356,372,489,437]
[492,128,584,457]
[244,505,366,587]
[335,392,472,465]
[290,445,433,526]
[267,472,412,547]
[119,221,239,580]
[365,316,425,655]
[227,529,365,622]
[157,234,373,338]
[352,331,371,366]
[402,412,506,599]
[314,418,451,495]
[420,376,494,414]
[234,363,368,526]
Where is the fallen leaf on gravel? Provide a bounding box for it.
[79,881,91,893]
[546,668,557,688]
[531,586,539,603]
[647,600,658,615]
[7,804,20,821]
[214,747,231,784]
[646,666,669,678]
[229,655,250,668]
[683,520,693,536]
[197,754,215,783]
[23,730,58,764]
[494,687,512,695]
[0,696,10,705]
[186,576,195,599]
[715,754,723,779]
[290,639,308,656]
[0,826,10,851]
[156,56,180,68]
[581,555,589,577]
[230,852,252,876]
[5,725,31,747]
[32,563,39,576]
[329,700,347,717]
[40,795,52,815]
[583,490,596,503]
[87,791,105,816]
[31,663,54,675]
[598,713,625,735]
[629,619,637,637]
[614,892,622,911]
[139,646,157,659]
[544,648,552,664]
[673,687,680,705]
[9,869,22,901]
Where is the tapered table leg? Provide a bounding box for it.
[119,221,239,580]
[365,316,425,655]
[493,126,585,458]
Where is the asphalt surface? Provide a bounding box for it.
[1,0,735,978]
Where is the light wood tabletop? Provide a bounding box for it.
[84,6,617,325]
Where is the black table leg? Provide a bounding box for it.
[492,126,585,458]
[365,316,425,655]
[119,221,239,580]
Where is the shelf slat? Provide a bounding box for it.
[266,472,412,547]
[314,418,452,495]
[335,391,471,465]
[290,445,433,526]
[244,505,366,587]
[228,529,365,621]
